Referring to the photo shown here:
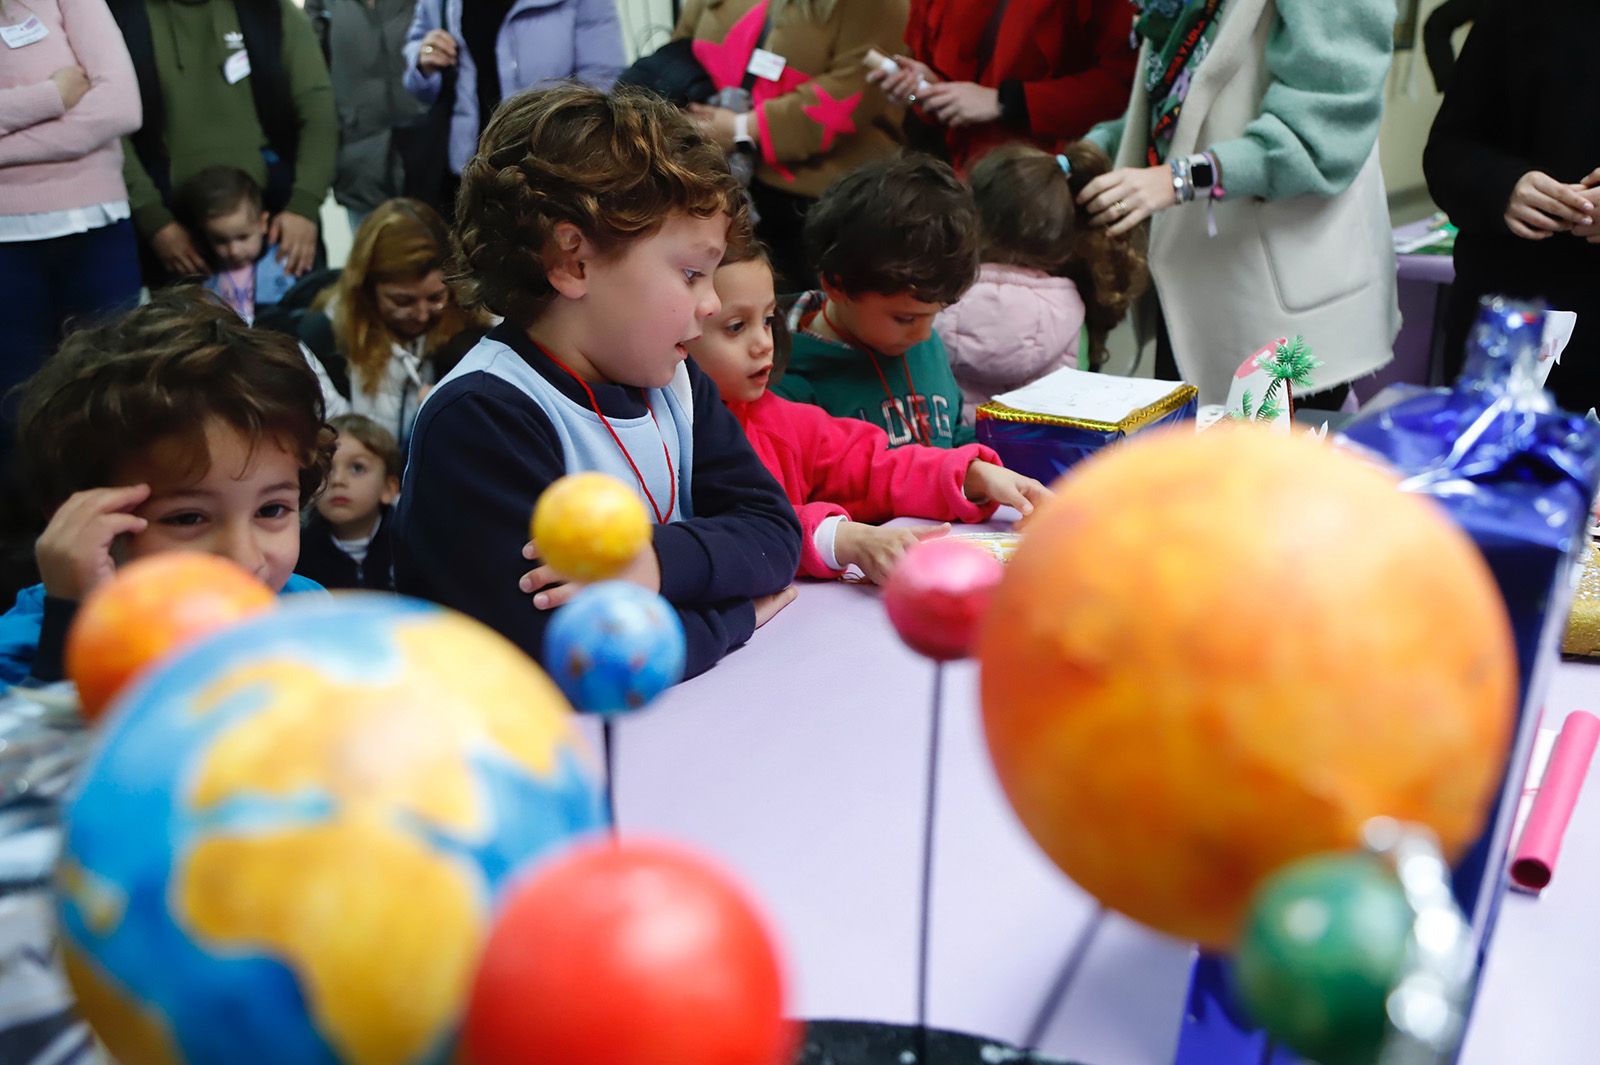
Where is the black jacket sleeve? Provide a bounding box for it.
[652,362,802,606]
[1423,1,1530,235]
[393,374,768,680]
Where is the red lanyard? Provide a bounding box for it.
[821,303,930,445]
[541,347,677,525]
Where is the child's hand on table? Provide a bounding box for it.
[963,461,1052,525]
[754,586,798,628]
[35,485,152,601]
[518,539,662,611]
[835,521,950,586]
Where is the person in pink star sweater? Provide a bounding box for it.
[686,245,1051,584]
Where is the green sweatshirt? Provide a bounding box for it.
[1087,0,1393,202]
[774,293,976,449]
[122,0,336,239]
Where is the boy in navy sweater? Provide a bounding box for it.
[394,85,802,679]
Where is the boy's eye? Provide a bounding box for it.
[894,316,917,326]
[258,503,294,520]
[350,462,367,475]
[160,512,207,528]
[683,269,703,284]
[725,319,745,335]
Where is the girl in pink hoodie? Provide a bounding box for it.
[687,247,1051,584]
[937,141,1150,420]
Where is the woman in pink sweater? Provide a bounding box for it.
[686,246,1051,584]
[0,0,143,471]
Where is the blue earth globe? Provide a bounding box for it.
[54,594,607,1065]
[543,582,687,716]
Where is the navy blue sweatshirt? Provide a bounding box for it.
[393,323,802,679]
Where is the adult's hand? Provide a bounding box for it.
[1079,165,1177,237]
[417,29,458,76]
[685,104,737,152]
[867,54,936,105]
[50,67,90,110]
[1504,170,1592,241]
[150,222,208,277]
[270,212,319,277]
[918,82,1001,128]
[1571,168,1600,242]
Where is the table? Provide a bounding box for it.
[1362,219,1459,404]
[586,553,1600,1063]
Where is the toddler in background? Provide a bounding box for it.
[688,245,1051,584]
[774,154,980,448]
[394,86,802,681]
[174,166,297,324]
[937,142,1150,421]
[297,415,400,592]
[0,290,331,688]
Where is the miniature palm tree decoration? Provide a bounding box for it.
[1234,336,1321,422]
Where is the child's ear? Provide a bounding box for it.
[258,210,270,230]
[818,275,848,305]
[381,474,400,506]
[544,222,593,300]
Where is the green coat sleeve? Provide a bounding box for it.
[281,0,337,223]
[122,135,174,239]
[1207,0,1394,201]
[1086,115,1126,159]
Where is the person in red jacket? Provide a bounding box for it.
[687,245,1051,584]
[869,0,1138,172]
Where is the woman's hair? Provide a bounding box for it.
[454,84,751,326]
[327,414,402,480]
[805,153,980,306]
[173,165,263,228]
[967,142,1151,366]
[318,198,475,395]
[16,289,332,513]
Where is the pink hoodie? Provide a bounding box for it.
[0,0,141,216]
[936,264,1086,421]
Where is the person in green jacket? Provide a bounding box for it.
[773,154,981,448]
[109,0,336,281]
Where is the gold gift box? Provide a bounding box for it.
[1563,543,1600,657]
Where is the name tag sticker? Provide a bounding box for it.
[746,47,787,82]
[1,16,49,48]
[223,49,251,84]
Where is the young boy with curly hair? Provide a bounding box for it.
[394,85,802,679]
[775,154,983,449]
[0,289,333,689]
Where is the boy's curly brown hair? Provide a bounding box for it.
[453,84,752,326]
[15,288,333,514]
[968,141,1151,367]
[804,153,980,306]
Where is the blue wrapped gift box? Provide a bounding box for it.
[974,367,1197,484]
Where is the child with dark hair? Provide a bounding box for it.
[296,414,400,591]
[0,288,333,688]
[688,246,1051,584]
[774,153,981,447]
[937,141,1151,419]
[173,165,297,324]
[394,84,802,681]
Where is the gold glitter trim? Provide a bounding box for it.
[975,383,1199,435]
[1563,544,1600,657]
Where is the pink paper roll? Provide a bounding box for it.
[1511,710,1600,892]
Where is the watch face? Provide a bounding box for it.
[1192,159,1216,187]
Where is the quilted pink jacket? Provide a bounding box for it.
[936,264,1085,421]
